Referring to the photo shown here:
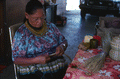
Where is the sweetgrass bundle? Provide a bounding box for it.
[83,30,112,73]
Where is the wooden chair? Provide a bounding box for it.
[9,22,23,79]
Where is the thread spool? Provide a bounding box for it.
[90,39,98,49]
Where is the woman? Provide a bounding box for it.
[12,0,68,79]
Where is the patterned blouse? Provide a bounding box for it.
[12,22,67,75]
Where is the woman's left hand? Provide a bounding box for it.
[55,46,64,56]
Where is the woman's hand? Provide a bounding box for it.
[34,53,51,64]
[55,46,64,56]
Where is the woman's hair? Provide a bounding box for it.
[25,0,43,14]
[24,0,44,22]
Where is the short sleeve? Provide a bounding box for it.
[12,31,27,61]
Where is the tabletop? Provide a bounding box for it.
[63,48,120,79]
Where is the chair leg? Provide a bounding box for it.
[13,64,18,79]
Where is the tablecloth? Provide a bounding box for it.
[63,49,120,79]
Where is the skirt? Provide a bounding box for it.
[18,65,68,79]
[17,56,68,79]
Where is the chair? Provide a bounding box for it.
[9,22,72,79]
[9,22,23,79]
[95,17,120,38]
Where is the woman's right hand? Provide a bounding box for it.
[34,53,51,64]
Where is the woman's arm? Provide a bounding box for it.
[59,40,68,51]
[13,57,35,66]
[50,23,68,56]
[14,53,50,66]
[55,40,68,56]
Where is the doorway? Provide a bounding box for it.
[66,0,80,10]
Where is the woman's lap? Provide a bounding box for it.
[18,65,68,79]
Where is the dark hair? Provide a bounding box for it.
[25,0,43,14]
[24,0,44,22]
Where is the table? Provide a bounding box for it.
[63,49,120,79]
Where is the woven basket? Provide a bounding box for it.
[110,36,120,61]
[109,49,120,61]
[110,41,120,50]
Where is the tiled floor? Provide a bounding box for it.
[59,10,99,64]
[0,10,100,79]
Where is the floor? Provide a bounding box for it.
[0,10,101,79]
[60,10,100,64]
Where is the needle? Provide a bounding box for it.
[49,53,56,57]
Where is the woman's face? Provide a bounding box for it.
[25,9,45,28]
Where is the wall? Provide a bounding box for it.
[4,0,29,64]
[5,0,67,26]
[56,0,66,15]
[6,0,29,26]
[45,0,67,15]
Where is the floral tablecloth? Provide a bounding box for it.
[63,49,120,79]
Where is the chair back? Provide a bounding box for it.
[9,23,23,44]
[9,22,23,79]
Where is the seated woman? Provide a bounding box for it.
[12,0,68,79]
